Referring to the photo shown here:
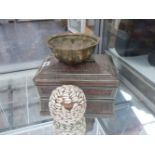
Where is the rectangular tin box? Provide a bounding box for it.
[33,54,119,117]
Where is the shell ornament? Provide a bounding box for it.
[49,85,87,125]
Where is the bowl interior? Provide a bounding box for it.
[48,34,98,50]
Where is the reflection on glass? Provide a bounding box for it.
[131,106,155,124]
[143,122,155,135]
[108,19,155,66]
[53,117,86,135]
[120,90,132,101]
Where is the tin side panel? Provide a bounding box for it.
[40,98,114,117]
[37,85,117,100]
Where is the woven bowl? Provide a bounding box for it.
[48,33,99,65]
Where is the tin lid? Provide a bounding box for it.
[33,54,119,86]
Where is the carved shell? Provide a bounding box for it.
[49,85,87,124]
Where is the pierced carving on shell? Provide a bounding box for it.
[49,85,87,125]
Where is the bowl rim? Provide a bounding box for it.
[47,33,100,51]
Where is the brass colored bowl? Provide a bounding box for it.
[48,33,99,65]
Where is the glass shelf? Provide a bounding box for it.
[0,69,155,135]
